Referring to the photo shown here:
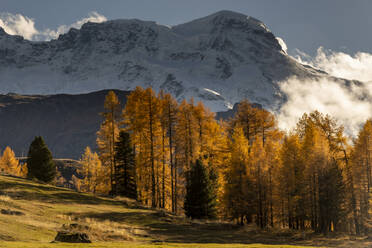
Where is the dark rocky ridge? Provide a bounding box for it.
[0,90,130,159]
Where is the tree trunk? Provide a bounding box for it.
[162,128,165,208]
[343,149,360,235]
[149,94,156,208]
[168,105,175,212]
[174,153,178,214]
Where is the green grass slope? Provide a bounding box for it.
[0,175,369,248]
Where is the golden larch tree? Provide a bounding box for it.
[79,146,104,193]
[97,90,121,194]
[0,146,20,176]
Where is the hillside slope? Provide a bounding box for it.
[0,90,130,159]
[0,175,369,247]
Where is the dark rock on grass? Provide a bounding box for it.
[151,239,164,244]
[0,209,24,216]
[54,231,91,243]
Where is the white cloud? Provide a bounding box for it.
[0,11,107,41]
[37,11,107,40]
[277,77,372,136]
[294,47,372,82]
[0,13,38,40]
[277,47,372,136]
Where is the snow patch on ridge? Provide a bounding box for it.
[204,88,221,96]
[276,37,287,54]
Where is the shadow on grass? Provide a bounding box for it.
[146,222,365,247]
[146,222,279,244]
[65,211,301,245]
[67,210,365,247]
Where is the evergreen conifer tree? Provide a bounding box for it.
[207,166,218,219]
[184,159,217,219]
[115,131,137,199]
[27,136,56,183]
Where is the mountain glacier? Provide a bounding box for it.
[0,10,342,112]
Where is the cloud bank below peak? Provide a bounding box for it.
[0,11,107,41]
[278,48,372,136]
[277,76,372,136]
[294,47,372,82]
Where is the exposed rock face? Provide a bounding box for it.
[0,10,331,112]
[54,231,91,243]
[0,209,24,216]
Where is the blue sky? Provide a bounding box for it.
[0,0,371,55]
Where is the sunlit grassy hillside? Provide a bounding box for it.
[0,175,369,248]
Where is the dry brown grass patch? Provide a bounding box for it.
[56,216,137,242]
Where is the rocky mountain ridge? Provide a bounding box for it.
[0,10,328,112]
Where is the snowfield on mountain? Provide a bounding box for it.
[0,10,344,112]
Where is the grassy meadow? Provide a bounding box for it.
[0,175,369,248]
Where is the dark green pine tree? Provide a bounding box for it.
[318,162,346,234]
[114,131,137,199]
[184,159,217,219]
[27,136,56,183]
[207,166,218,219]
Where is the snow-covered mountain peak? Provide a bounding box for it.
[173,10,271,36]
[0,11,338,112]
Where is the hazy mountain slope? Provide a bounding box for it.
[0,10,326,112]
[0,90,129,159]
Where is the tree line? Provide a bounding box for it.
[76,87,369,235]
[1,87,370,235]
